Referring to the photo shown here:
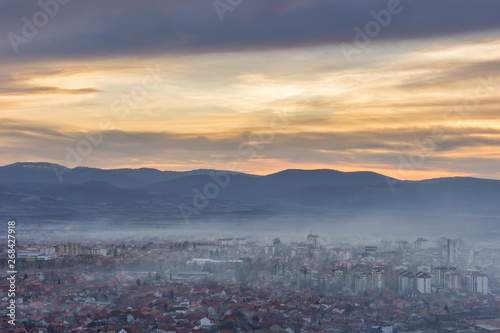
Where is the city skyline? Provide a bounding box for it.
[2,2,499,332]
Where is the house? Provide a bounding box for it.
[11,328,28,333]
[270,324,282,332]
[29,329,48,333]
[30,316,44,326]
[475,324,500,333]
[200,317,212,327]
[118,329,132,333]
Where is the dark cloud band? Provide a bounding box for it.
[1,0,500,60]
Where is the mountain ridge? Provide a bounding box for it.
[3,161,498,184]
[2,162,500,229]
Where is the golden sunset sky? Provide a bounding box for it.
[1,0,499,180]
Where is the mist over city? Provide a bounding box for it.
[1,0,500,332]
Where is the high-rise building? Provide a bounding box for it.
[396,240,409,250]
[353,269,386,293]
[434,266,457,288]
[414,238,427,250]
[446,239,460,263]
[399,271,416,295]
[416,271,432,294]
[466,271,488,295]
[91,248,108,256]
[58,243,82,255]
[445,272,461,290]
[306,233,320,248]
[354,273,369,293]
[372,269,386,291]
[475,274,488,295]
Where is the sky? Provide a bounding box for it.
[1,0,499,180]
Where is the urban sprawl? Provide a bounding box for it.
[1,232,500,333]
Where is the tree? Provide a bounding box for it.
[23,272,28,280]
[136,279,141,286]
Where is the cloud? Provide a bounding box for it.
[1,2,499,180]
[0,86,102,95]
[2,118,500,174]
[0,71,102,95]
[397,60,500,91]
[1,0,500,61]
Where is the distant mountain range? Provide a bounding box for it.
[2,162,500,233]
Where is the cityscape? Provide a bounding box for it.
[1,229,499,333]
[2,0,500,332]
